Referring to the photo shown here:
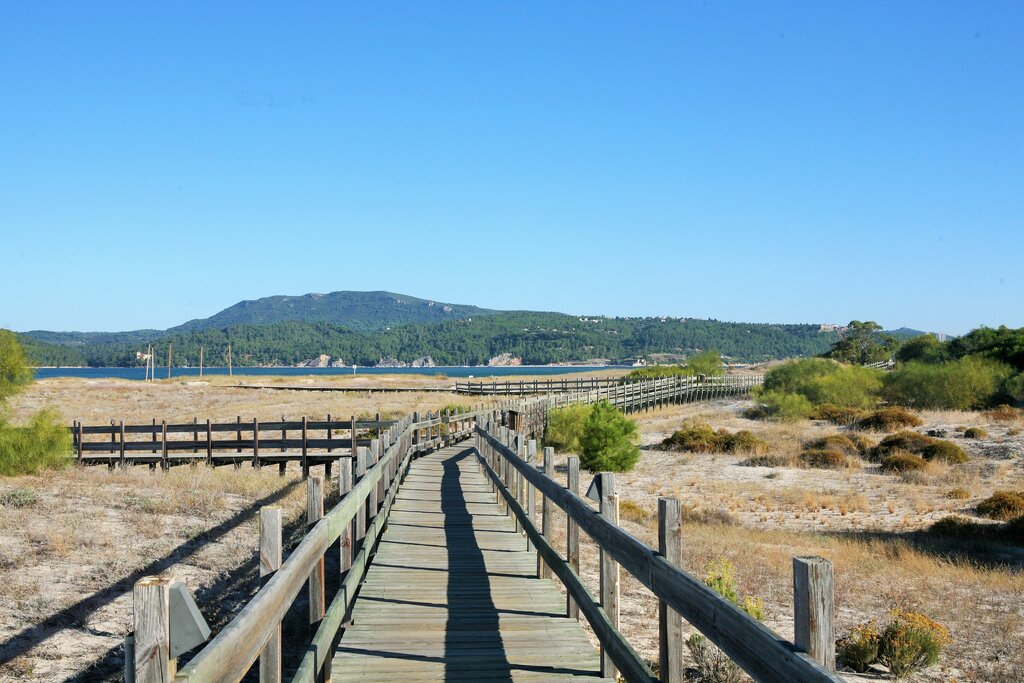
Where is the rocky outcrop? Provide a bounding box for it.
[298,354,332,368]
[487,353,522,367]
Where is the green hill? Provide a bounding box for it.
[170,291,495,333]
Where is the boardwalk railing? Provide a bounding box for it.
[474,419,842,683]
[129,408,487,683]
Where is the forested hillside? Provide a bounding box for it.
[20,313,837,367]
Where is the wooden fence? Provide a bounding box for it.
[128,409,487,683]
[474,419,842,683]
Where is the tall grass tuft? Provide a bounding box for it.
[0,409,73,476]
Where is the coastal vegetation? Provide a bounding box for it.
[18,313,838,368]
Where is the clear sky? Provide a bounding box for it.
[2,2,1021,335]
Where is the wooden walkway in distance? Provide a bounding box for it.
[333,445,612,682]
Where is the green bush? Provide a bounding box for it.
[882,357,1014,410]
[800,448,850,469]
[878,610,951,678]
[838,620,881,673]
[747,389,815,422]
[685,559,764,683]
[579,401,640,472]
[812,403,868,425]
[872,431,934,460]
[963,427,988,439]
[544,404,593,454]
[659,424,769,455]
[976,491,1024,521]
[805,434,872,458]
[762,358,881,409]
[856,407,923,432]
[0,486,39,507]
[880,452,928,473]
[921,441,969,464]
[0,409,73,476]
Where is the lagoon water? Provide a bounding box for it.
[33,366,623,381]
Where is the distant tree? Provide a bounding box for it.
[825,321,898,365]
[579,401,640,472]
[687,350,724,377]
[896,334,950,365]
[0,330,33,402]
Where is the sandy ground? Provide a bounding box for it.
[3,379,1024,681]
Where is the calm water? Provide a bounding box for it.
[33,366,624,381]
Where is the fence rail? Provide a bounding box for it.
[474,420,842,683]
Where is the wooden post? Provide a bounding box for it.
[120,420,127,468]
[566,456,580,619]
[132,576,173,682]
[355,447,367,552]
[253,418,260,468]
[793,556,835,671]
[539,446,554,579]
[307,476,326,642]
[160,421,168,471]
[259,507,282,683]
[659,498,684,683]
[599,474,619,679]
[339,456,353,573]
[301,417,309,479]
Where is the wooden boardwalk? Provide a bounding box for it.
[333,445,612,683]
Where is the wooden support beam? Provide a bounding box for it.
[794,556,835,671]
[259,507,282,683]
[659,498,684,683]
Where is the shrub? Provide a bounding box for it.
[0,409,73,476]
[738,454,792,468]
[685,559,763,683]
[880,452,928,473]
[946,487,971,500]
[658,424,769,455]
[747,389,815,422]
[976,491,1024,521]
[659,423,720,452]
[878,610,951,678]
[837,620,881,673]
[882,357,1014,410]
[921,440,969,464]
[872,431,933,460]
[579,401,640,472]
[0,486,39,507]
[963,427,988,439]
[813,403,867,425]
[856,407,923,432]
[763,358,882,409]
[804,435,863,457]
[544,404,593,454]
[800,449,850,469]
[984,404,1024,422]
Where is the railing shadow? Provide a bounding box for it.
[0,480,302,681]
[442,449,513,683]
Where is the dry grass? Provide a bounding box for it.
[0,462,309,681]
[531,398,1024,681]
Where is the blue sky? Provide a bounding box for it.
[1,2,1021,335]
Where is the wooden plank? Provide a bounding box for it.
[331,446,611,683]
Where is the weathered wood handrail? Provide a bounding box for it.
[475,423,841,683]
